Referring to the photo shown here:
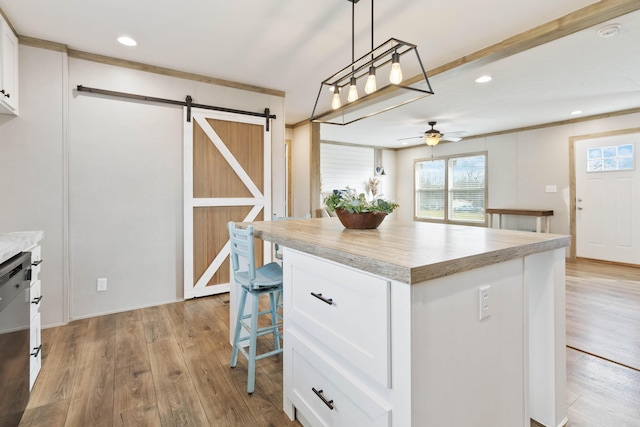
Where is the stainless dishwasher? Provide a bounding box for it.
[0,252,32,427]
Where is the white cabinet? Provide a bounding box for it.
[281,247,566,426]
[0,14,18,115]
[283,249,395,427]
[28,244,42,389]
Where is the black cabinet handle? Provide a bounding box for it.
[31,345,42,358]
[32,259,43,266]
[32,296,43,305]
[312,387,334,410]
[310,292,333,305]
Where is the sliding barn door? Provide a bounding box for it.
[184,108,271,299]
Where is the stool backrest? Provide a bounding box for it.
[228,222,256,282]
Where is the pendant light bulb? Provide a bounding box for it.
[331,85,342,109]
[390,51,403,84]
[365,66,377,94]
[347,77,359,103]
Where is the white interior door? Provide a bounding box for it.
[575,132,639,263]
[183,108,271,299]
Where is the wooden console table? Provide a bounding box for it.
[486,208,554,233]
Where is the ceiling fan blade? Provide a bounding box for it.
[396,136,422,141]
[443,131,468,138]
[441,136,462,142]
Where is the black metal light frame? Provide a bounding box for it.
[310,0,434,126]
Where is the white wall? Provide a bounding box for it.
[396,111,640,238]
[0,46,67,327]
[291,123,311,217]
[0,45,285,325]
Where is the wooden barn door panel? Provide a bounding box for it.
[184,109,270,299]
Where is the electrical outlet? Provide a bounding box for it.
[479,285,490,320]
[97,278,107,292]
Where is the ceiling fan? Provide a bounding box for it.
[397,121,466,146]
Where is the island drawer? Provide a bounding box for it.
[284,249,391,387]
[288,330,390,427]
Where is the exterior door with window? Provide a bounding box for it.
[575,132,639,263]
[183,108,271,299]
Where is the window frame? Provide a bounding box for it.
[413,151,488,226]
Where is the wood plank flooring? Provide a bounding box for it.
[20,258,640,426]
[20,296,299,427]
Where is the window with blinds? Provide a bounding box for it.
[415,152,487,224]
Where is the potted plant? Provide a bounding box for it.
[323,187,399,229]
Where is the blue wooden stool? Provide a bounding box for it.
[228,221,283,394]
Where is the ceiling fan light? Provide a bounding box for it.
[424,133,441,146]
[390,51,403,84]
[347,77,359,102]
[365,66,377,94]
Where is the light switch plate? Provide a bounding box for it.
[545,185,557,193]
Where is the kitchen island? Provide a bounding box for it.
[233,218,570,427]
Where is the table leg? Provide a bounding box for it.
[536,217,542,233]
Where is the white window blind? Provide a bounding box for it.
[415,153,487,224]
[320,143,374,196]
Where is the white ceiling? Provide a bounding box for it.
[1,1,639,148]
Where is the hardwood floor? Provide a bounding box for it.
[20,296,299,427]
[564,259,640,426]
[20,259,640,426]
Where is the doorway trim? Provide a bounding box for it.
[569,126,640,259]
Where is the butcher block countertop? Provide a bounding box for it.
[243,218,570,284]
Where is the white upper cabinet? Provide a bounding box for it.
[0,15,18,115]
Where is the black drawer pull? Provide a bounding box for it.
[32,259,43,266]
[312,387,334,410]
[32,296,43,305]
[310,292,333,305]
[31,345,42,358]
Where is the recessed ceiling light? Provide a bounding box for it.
[117,36,137,47]
[597,23,621,38]
[570,110,583,115]
[475,75,492,83]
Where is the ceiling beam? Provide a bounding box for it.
[410,0,640,82]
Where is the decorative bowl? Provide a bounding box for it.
[335,209,387,229]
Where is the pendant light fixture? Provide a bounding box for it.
[389,50,403,84]
[346,0,359,104]
[331,84,342,109]
[311,0,434,125]
[364,0,377,95]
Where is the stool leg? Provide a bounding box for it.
[230,287,248,368]
[247,292,260,394]
[269,291,280,351]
